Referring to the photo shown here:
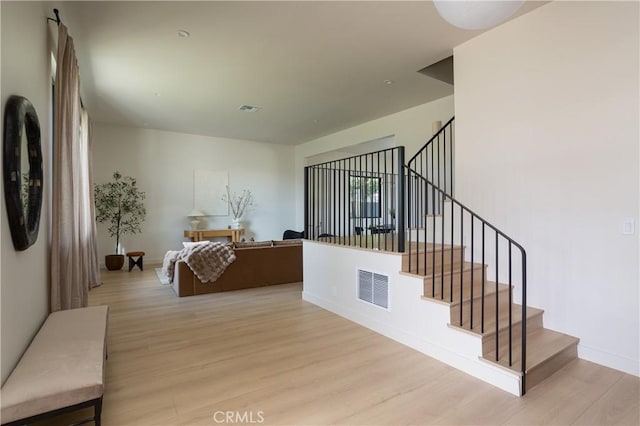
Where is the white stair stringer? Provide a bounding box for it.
[302,240,524,396]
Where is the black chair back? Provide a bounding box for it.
[283,230,304,240]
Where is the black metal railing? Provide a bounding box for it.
[407,116,455,223]
[303,116,529,393]
[404,116,528,393]
[304,147,405,252]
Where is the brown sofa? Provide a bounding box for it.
[171,240,303,297]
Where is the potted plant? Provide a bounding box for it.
[94,171,146,270]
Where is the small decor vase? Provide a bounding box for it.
[232,217,242,229]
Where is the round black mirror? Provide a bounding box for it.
[3,95,43,251]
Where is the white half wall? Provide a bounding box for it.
[294,96,454,229]
[454,1,639,375]
[92,124,296,264]
[303,241,522,395]
[1,1,53,384]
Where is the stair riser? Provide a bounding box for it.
[482,313,543,356]
[423,265,487,301]
[449,288,511,328]
[525,343,578,392]
[402,248,464,275]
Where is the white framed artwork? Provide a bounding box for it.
[194,170,229,216]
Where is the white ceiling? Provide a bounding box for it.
[60,1,542,145]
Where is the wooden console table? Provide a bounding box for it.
[184,228,244,243]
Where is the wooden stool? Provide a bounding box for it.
[126,251,145,272]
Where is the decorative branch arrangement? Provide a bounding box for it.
[221,186,253,219]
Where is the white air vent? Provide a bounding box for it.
[357,269,389,309]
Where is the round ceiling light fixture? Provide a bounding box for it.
[177,30,190,38]
[433,0,524,30]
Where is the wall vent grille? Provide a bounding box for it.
[357,269,389,309]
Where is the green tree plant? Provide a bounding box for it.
[94,171,146,254]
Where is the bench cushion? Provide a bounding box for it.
[0,305,109,423]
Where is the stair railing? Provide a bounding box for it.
[406,117,529,393]
[406,117,455,280]
[303,116,529,394]
[407,116,455,219]
[304,147,405,253]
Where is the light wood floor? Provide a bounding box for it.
[39,267,639,426]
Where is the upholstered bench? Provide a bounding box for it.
[0,305,109,426]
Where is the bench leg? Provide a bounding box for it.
[4,397,103,426]
[95,397,103,426]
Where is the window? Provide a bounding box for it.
[350,175,380,218]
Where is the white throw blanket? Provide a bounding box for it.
[162,242,236,284]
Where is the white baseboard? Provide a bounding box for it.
[578,343,640,376]
[302,291,522,396]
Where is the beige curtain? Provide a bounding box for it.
[81,110,102,288]
[51,24,102,312]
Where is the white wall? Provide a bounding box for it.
[454,1,639,375]
[294,95,454,229]
[1,1,53,384]
[91,124,296,264]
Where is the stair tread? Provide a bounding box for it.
[402,243,463,254]
[399,261,484,280]
[483,327,579,372]
[422,261,484,278]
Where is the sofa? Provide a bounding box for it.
[171,240,303,297]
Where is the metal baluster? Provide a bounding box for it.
[347,159,351,246]
[450,195,454,303]
[470,215,475,330]
[449,123,454,197]
[396,148,405,253]
[383,151,387,252]
[440,131,443,198]
[509,242,513,367]
[377,151,381,250]
[304,167,309,240]
[424,150,429,273]
[495,232,499,361]
[521,251,528,394]
[431,182,436,297]
[331,162,340,244]
[359,155,363,248]
[440,186,445,299]
[460,207,464,325]
[391,149,396,252]
[481,223,485,333]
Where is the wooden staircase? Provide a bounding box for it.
[304,116,580,395]
[402,243,579,393]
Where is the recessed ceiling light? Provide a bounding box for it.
[239,105,261,112]
[177,30,190,38]
[384,80,394,85]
